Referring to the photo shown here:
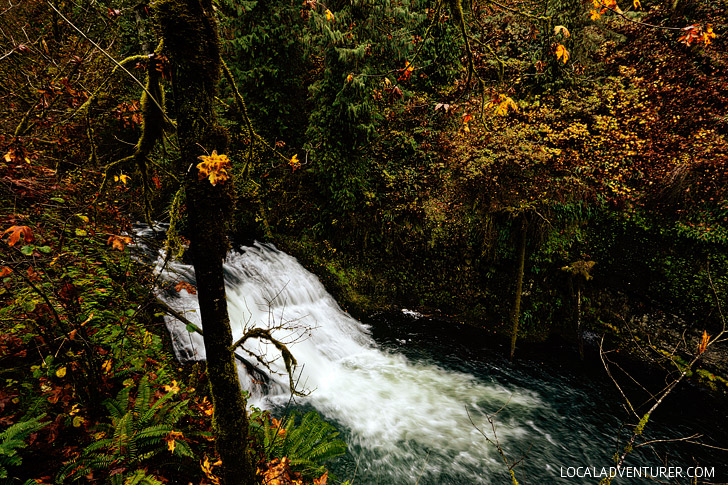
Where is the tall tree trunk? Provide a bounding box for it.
[509,220,527,362]
[157,1,254,484]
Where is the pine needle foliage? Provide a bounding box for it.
[0,414,48,480]
[251,410,346,480]
[57,377,202,482]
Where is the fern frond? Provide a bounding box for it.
[133,377,152,419]
[105,386,133,419]
[0,414,48,479]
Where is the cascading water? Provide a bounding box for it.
[136,227,725,484]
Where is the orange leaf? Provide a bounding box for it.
[0,266,12,277]
[555,44,570,64]
[698,330,710,355]
[2,225,34,247]
[107,235,132,251]
[175,280,197,294]
[397,61,414,82]
[314,471,328,485]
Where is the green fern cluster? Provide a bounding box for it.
[57,377,204,483]
[251,410,346,480]
[0,414,48,480]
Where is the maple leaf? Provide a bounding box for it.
[601,0,623,12]
[270,417,287,436]
[346,73,354,83]
[164,430,184,453]
[164,380,181,394]
[175,280,197,294]
[397,61,415,82]
[113,173,130,185]
[0,266,12,278]
[590,8,602,20]
[107,235,132,251]
[697,330,710,355]
[289,154,301,172]
[102,359,113,374]
[199,396,214,416]
[201,456,222,485]
[2,225,34,247]
[633,0,641,9]
[554,25,570,37]
[197,150,232,186]
[314,471,328,485]
[493,95,518,116]
[324,9,334,21]
[700,24,717,46]
[555,44,570,64]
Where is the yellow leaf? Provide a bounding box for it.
[72,416,85,427]
[165,431,184,454]
[164,380,181,394]
[554,25,570,37]
[325,9,334,21]
[590,9,601,20]
[200,396,214,416]
[555,44,570,64]
[346,73,354,83]
[113,173,130,185]
[197,150,232,186]
[56,366,67,378]
[289,154,301,171]
[102,359,113,374]
[633,0,641,9]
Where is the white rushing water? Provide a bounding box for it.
[147,239,548,482]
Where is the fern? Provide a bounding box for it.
[109,469,165,485]
[57,376,198,483]
[0,414,48,479]
[251,411,346,480]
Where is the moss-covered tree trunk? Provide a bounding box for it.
[157,1,255,484]
[509,220,528,362]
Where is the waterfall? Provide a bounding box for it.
[141,234,543,483]
[138,228,712,484]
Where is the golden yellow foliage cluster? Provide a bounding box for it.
[196,150,232,186]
